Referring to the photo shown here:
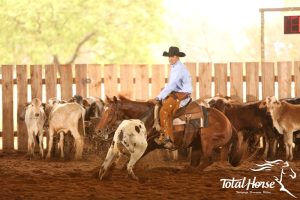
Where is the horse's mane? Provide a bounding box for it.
[118,94,153,106]
[118,94,132,101]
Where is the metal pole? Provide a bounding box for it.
[260,10,265,63]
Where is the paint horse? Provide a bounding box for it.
[95,95,245,179]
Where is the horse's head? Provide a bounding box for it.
[94,96,125,138]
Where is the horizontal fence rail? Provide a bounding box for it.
[0,62,299,152]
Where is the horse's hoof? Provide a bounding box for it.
[99,167,106,181]
[126,173,139,181]
[27,156,32,161]
[45,155,51,161]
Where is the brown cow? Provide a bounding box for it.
[260,96,298,161]
[207,97,278,160]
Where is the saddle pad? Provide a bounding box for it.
[173,118,186,125]
[173,117,205,128]
[176,105,208,128]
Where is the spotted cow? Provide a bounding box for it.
[99,119,147,180]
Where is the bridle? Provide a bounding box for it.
[97,101,126,138]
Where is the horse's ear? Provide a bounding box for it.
[259,100,267,109]
[106,95,112,103]
[82,99,90,108]
[113,96,118,103]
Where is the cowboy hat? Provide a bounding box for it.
[163,46,186,57]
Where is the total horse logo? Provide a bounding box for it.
[220,160,297,198]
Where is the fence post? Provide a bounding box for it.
[30,65,43,100]
[214,63,227,96]
[17,65,28,152]
[120,64,134,99]
[261,62,275,99]
[75,64,87,98]
[2,65,14,152]
[60,64,73,100]
[278,61,292,99]
[135,64,149,100]
[185,62,197,99]
[104,64,118,98]
[45,65,57,101]
[151,64,165,99]
[295,61,300,97]
[198,63,212,99]
[87,64,102,98]
[245,62,259,101]
[230,62,243,101]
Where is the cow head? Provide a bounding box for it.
[207,97,232,113]
[69,94,83,105]
[48,97,60,106]
[83,97,105,121]
[259,96,281,111]
[30,98,44,118]
[19,102,30,121]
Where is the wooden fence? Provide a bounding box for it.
[0,62,299,152]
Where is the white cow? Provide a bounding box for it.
[46,102,86,160]
[261,96,297,161]
[24,98,46,159]
[99,119,147,180]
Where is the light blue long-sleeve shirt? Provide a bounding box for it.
[156,60,192,100]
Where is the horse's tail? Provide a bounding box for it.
[228,126,245,167]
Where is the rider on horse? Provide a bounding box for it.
[148,46,192,146]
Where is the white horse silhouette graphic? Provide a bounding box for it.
[251,159,297,198]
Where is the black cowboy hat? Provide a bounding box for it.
[163,46,186,57]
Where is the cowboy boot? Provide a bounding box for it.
[154,134,174,149]
[154,133,166,145]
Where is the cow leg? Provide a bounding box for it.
[38,130,44,159]
[126,147,146,181]
[288,144,293,161]
[284,133,294,161]
[265,127,277,160]
[99,144,119,180]
[27,131,34,159]
[72,129,83,160]
[58,132,64,159]
[285,144,290,161]
[263,136,269,160]
[46,128,54,159]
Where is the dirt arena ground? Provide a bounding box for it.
[0,150,299,200]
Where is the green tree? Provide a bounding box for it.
[0,0,164,64]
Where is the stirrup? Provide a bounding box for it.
[154,137,170,145]
[154,137,164,145]
[163,140,175,149]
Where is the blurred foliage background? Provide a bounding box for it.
[0,0,164,64]
[0,0,300,64]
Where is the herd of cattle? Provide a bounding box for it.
[20,95,105,160]
[206,96,300,161]
[20,94,300,166]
